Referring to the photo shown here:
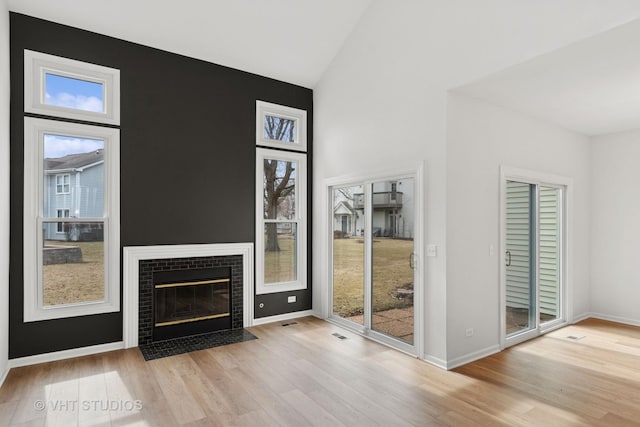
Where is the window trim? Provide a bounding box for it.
[255,148,307,294]
[24,49,120,125]
[256,101,307,152]
[24,117,120,322]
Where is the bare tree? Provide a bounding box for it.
[263,116,296,252]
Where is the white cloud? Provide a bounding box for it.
[45,92,103,113]
[44,134,104,159]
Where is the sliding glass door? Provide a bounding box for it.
[504,177,564,344]
[332,184,365,326]
[331,177,417,352]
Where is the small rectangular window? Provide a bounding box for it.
[55,174,70,194]
[25,50,120,125]
[256,101,307,152]
[55,209,70,233]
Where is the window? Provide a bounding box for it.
[256,149,306,294]
[256,101,307,152]
[55,174,70,194]
[23,50,120,322]
[56,209,70,233]
[255,101,307,294]
[24,50,120,125]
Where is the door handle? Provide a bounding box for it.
[505,250,511,267]
[409,252,416,269]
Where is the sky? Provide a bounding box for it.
[44,134,104,159]
[44,73,104,113]
[43,73,106,158]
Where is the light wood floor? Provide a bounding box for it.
[1,317,639,426]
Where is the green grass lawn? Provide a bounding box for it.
[43,240,104,306]
[332,237,414,318]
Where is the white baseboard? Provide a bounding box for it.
[572,312,592,323]
[0,366,9,389]
[8,341,124,368]
[587,312,640,328]
[446,344,501,370]
[251,310,315,326]
[422,354,447,370]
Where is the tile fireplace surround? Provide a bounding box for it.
[123,243,254,348]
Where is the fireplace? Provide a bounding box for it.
[123,243,254,348]
[152,267,232,341]
[138,254,244,345]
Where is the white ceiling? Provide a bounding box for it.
[8,0,372,88]
[454,18,640,137]
[10,1,640,135]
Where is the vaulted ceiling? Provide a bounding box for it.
[454,18,640,136]
[9,1,640,136]
[8,0,372,88]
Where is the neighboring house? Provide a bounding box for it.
[351,180,415,239]
[43,149,104,241]
[333,200,359,237]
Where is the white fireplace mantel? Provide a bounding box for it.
[123,243,254,348]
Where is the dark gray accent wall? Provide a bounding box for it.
[9,13,313,358]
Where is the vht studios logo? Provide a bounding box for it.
[34,399,143,412]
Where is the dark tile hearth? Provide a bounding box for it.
[139,328,257,361]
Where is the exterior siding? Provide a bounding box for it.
[505,182,560,315]
[43,163,104,241]
[539,187,560,316]
[505,181,532,310]
[76,164,104,218]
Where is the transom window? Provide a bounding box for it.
[23,50,120,322]
[256,101,307,152]
[24,49,120,125]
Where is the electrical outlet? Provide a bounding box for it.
[465,328,474,337]
[287,295,296,303]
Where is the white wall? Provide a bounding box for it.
[0,0,10,385]
[591,129,640,325]
[446,94,591,364]
[313,0,635,364]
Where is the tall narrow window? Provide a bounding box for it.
[255,101,307,294]
[24,51,120,322]
[255,149,306,294]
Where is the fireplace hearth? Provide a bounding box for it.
[138,255,244,346]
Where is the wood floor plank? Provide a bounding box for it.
[2,317,640,426]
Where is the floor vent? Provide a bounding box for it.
[281,321,298,327]
[566,335,585,340]
[332,332,347,340]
